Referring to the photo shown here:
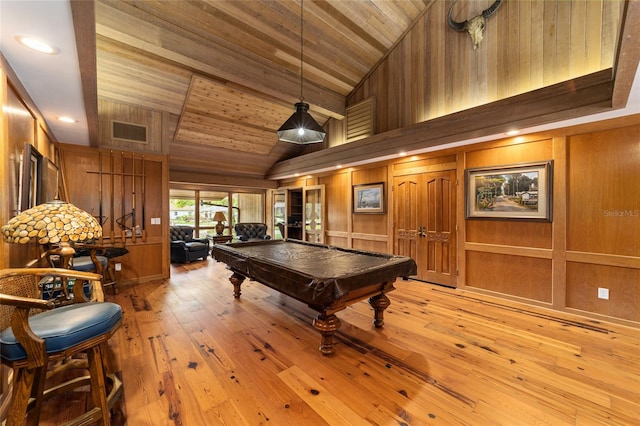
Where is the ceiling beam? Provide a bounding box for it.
[267,70,617,180]
[71,0,99,148]
[612,0,640,108]
[95,1,346,120]
[170,171,277,190]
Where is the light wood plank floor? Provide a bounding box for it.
[40,258,639,425]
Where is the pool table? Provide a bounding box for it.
[212,239,417,355]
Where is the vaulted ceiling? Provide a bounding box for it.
[89,0,434,181]
[63,0,638,186]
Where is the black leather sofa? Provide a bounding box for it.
[170,226,210,263]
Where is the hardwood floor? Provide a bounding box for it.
[40,258,639,425]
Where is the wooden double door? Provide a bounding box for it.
[394,170,457,287]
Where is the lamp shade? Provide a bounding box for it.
[277,102,326,144]
[2,199,102,245]
[213,211,227,222]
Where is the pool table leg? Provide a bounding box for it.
[229,272,245,298]
[369,293,391,328]
[312,314,341,355]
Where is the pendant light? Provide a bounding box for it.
[277,0,326,144]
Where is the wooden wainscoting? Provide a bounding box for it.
[57,144,170,284]
[32,259,640,425]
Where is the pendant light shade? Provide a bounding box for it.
[277,102,326,144]
[277,0,326,144]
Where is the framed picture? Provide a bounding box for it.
[41,158,59,202]
[353,182,385,214]
[465,161,553,221]
[19,143,43,212]
[7,85,36,215]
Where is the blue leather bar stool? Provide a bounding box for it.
[0,268,123,425]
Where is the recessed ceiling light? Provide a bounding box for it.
[506,130,520,136]
[398,152,407,157]
[58,116,77,123]
[16,36,58,55]
[336,165,342,169]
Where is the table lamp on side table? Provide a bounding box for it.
[2,199,102,268]
[213,211,227,235]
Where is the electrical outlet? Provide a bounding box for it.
[115,263,122,271]
[597,287,609,300]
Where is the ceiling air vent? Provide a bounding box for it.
[346,97,375,143]
[111,120,148,143]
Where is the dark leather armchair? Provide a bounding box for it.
[170,226,210,263]
[234,223,272,242]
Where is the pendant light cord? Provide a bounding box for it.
[299,0,304,102]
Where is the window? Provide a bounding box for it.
[169,189,196,227]
[169,188,265,239]
[200,191,233,237]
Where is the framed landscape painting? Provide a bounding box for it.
[353,183,384,214]
[465,161,553,221]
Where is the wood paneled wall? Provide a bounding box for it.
[351,167,388,245]
[281,0,633,325]
[346,0,623,137]
[564,126,640,321]
[279,167,391,253]
[321,172,350,247]
[57,144,170,284]
[462,140,556,304]
[98,98,165,153]
[1,57,56,269]
[281,117,640,326]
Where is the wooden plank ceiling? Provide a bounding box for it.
[94,0,432,180]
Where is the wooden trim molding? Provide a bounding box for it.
[566,251,640,269]
[464,242,553,259]
[392,161,457,177]
[326,230,350,239]
[268,70,615,179]
[351,232,389,242]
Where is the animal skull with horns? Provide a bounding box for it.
[448,0,503,50]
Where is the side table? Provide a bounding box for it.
[208,235,233,245]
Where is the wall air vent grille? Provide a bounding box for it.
[346,97,375,143]
[111,120,148,143]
